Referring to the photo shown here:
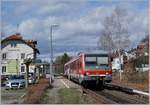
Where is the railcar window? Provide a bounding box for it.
[97,57,108,65]
[85,57,96,62]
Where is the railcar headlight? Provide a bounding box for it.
[80,74,84,78]
[106,72,109,75]
[86,72,89,75]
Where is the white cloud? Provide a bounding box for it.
[13,0,88,18]
[2,0,148,58]
[128,10,148,45]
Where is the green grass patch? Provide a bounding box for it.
[58,88,82,104]
[1,89,26,102]
[40,89,50,104]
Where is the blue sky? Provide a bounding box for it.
[1,0,149,61]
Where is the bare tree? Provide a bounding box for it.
[98,6,130,81]
[98,24,115,52]
[98,6,130,52]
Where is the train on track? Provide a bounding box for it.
[64,51,112,88]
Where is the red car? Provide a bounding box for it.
[64,51,112,88]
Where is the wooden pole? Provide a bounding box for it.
[25,64,29,88]
[24,59,32,88]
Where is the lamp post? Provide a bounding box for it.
[49,24,59,84]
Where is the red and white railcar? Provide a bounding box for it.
[64,51,112,87]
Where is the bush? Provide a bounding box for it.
[135,56,149,68]
[124,71,149,83]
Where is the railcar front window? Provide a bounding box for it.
[97,57,108,66]
[85,54,109,70]
[85,57,96,62]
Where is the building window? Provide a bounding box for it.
[11,42,17,47]
[21,53,25,59]
[21,66,25,72]
[14,43,17,47]
[2,66,6,73]
[2,53,6,59]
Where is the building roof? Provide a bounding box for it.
[3,33,23,40]
[137,43,146,49]
[1,33,40,54]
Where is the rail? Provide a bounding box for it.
[82,88,117,104]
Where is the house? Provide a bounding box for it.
[1,33,40,76]
[136,42,149,57]
[135,42,149,72]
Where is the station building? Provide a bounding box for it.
[1,33,40,76]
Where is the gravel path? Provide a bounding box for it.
[47,77,65,104]
[44,76,95,104]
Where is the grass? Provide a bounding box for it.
[1,88,26,94]
[1,88,26,103]
[58,88,82,104]
[40,89,50,104]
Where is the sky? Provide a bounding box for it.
[1,0,149,61]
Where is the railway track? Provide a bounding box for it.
[83,88,149,104]
[63,76,149,104]
[82,88,117,104]
[81,82,149,104]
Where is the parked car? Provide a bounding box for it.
[1,75,8,87]
[5,75,25,89]
[28,73,36,84]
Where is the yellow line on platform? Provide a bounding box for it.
[61,79,70,88]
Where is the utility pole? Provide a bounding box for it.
[49,24,58,84]
[118,49,122,81]
[17,53,19,75]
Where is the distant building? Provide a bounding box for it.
[126,48,136,60]
[111,55,124,71]
[111,50,124,71]
[135,42,149,72]
[136,42,149,57]
[1,33,40,75]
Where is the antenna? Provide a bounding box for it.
[1,32,5,39]
[16,24,20,34]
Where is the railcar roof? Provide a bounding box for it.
[65,56,80,66]
[65,50,109,66]
[84,50,108,55]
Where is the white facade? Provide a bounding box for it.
[1,42,35,75]
[111,55,123,71]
